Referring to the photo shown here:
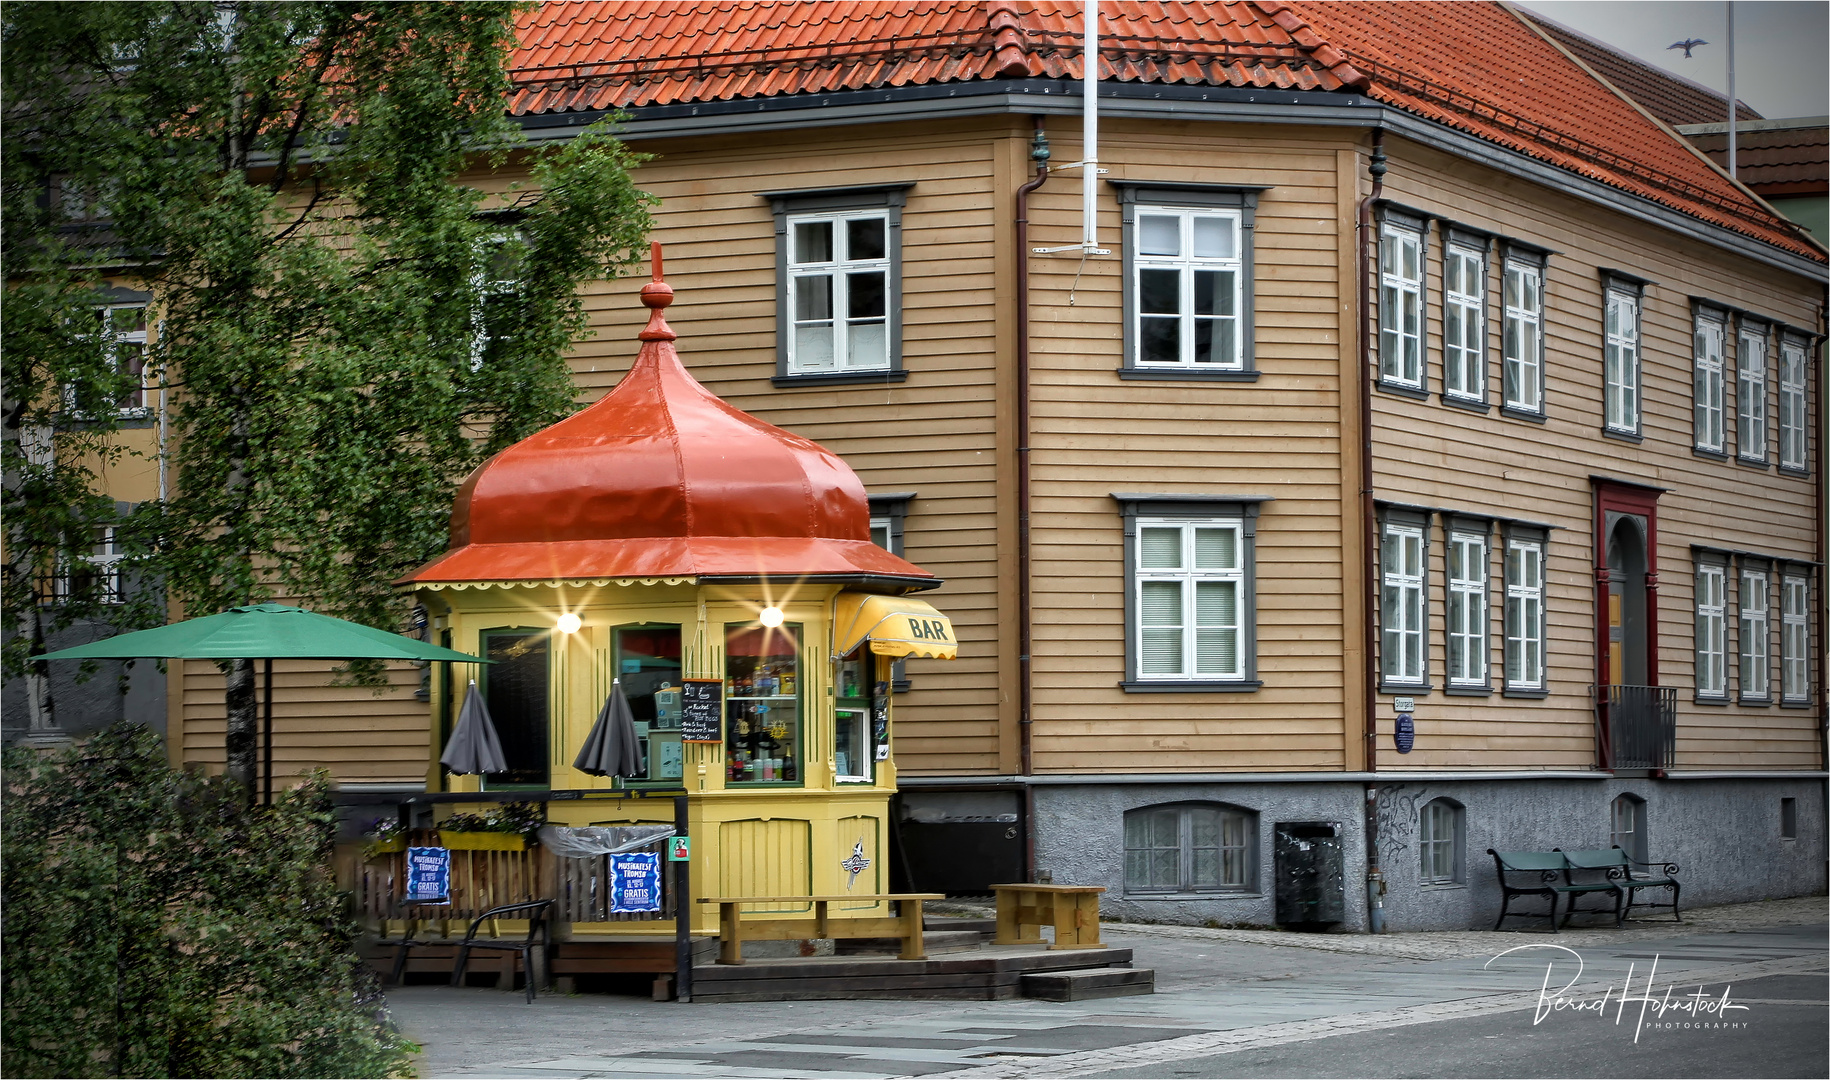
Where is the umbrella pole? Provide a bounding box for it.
[262,658,274,806]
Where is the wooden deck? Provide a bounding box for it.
[685,944,1135,1003]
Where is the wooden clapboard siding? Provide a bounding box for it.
[573,119,1016,776]
[1364,136,1819,772]
[1018,121,1356,774]
[175,657,429,784]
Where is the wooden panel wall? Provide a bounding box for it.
[1020,120,1357,774]
[1365,139,1820,771]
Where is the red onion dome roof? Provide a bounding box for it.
[401,257,936,588]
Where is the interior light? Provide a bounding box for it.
[556,613,582,635]
[759,606,784,628]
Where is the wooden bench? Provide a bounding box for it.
[990,883,1106,950]
[1559,847,1682,923]
[697,894,943,965]
[1488,850,1624,931]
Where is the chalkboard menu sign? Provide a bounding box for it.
[681,678,723,743]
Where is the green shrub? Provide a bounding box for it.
[2,723,416,1078]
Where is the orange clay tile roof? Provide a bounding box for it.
[510,1,1820,260]
[1523,12,1761,128]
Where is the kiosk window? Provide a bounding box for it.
[615,625,683,782]
[725,623,802,784]
[834,649,873,782]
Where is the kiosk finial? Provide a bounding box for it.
[639,241,676,340]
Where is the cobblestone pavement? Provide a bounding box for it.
[389,896,1827,1079]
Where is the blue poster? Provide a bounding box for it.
[610,851,662,913]
[406,846,451,903]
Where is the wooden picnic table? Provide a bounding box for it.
[697,893,944,965]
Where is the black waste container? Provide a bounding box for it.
[1274,821,1345,928]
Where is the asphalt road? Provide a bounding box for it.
[386,917,1828,1079]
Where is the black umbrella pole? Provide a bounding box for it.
[262,659,274,806]
[674,793,692,1002]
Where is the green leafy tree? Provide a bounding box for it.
[3,2,654,785]
[2,723,418,1077]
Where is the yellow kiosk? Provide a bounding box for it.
[398,254,955,946]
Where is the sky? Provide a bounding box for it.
[1517,1,1829,120]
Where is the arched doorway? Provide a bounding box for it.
[1606,518,1649,687]
[1593,480,1672,772]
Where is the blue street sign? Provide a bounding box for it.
[1394,712,1415,754]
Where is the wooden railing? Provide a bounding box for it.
[353,830,676,928]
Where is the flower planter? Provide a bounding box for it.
[439,831,529,851]
[365,835,407,856]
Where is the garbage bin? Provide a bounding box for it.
[1274,821,1345,928]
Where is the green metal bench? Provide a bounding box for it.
[1487,849,1623,931]
[1558,847,1682,924]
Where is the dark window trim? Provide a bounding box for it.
[1379,503,1433,693]
[1734,316,1772,466]
[1443,514,1494,694]
[1693,548,1731,704]
[765,182,914,384]
[1735,554,1774,706]
[868,492,916,693]
[1601,273,1646,439]
[1499,246,1548,418]
[1502,522,1550,696]
[1375,206,1429,395]
[1440,231,1491,409]
[1115,184,1262,378]
[1114,493,1271,691]
[1779,563,1815,706]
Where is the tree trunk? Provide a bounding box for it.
[222,657,257,801]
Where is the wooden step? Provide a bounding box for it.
[833,929,985,956]
[1020,966,1155,1002]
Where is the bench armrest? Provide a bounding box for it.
[1624,857,1680,877]
[460,899,554,945]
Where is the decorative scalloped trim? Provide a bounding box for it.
[413,577,697,592]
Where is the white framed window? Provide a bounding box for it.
[1135,520,1245,681]
[1502,256,1544,413]
[1118,496,1264,690]
[1418,799,1463,885]
[1695,560,1727,699]
[1124,803,1255,894]
[1604,286,1640,435]
[1378,222,1424,389]
[786,210,890,375]
[1381,519,1427,686]
[1778,337,1808,472]
[1445,527,1488,688]
[1781,572,1810,704]
[468,230,524,373]
[1504,535,1546,692]
[1739,566,1769,702]
[766,183,908,385]
[1610,794,1647,864]
[1442,242,1485,402]
[1737,324,1769,462]
[1132,208,1245,369]
[50,525,125,606]
[68,302,151,418]
[1693,310,1726,453]
[867,492,914,693]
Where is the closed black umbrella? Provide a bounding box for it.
[574,679,642,778]
[441,680,508,776]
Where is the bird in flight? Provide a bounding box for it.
[1668,38,1708,58]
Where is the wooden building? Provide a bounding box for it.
[36,1,1828,932]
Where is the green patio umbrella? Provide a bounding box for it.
[37,603,488,801]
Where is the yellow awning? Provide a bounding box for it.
[832,591,957,660]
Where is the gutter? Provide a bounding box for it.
[1356,127,1387,932]
[1013,117,1050,882]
